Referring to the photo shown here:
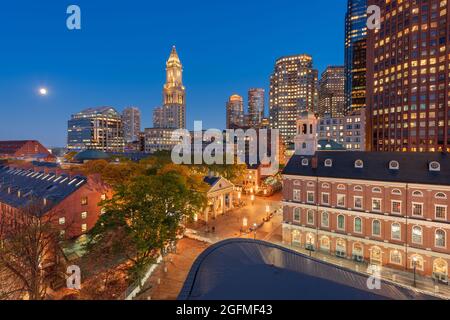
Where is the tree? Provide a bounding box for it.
[86,170,207,283]
[0,203,65,300]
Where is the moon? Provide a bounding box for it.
[39,87,48,96]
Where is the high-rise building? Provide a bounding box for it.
[153,46,186,129]
[67,107,124,152]
[345,0,368,113]
[269,54,318,144]
[226,94,245,129]
[122,107,141,143]
[247,88,265,127]
[318,66,346,117]
[367,0,450,152]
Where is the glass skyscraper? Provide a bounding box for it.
[345,0,368,113]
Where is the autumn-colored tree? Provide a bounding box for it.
[86,169,207,283]
[0,203,65,300]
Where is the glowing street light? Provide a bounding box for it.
[251,194,255,205]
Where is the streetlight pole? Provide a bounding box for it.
[413,257,418,287]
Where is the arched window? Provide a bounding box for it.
[372,220,381,236]
[355,159,364,168]
[307,210,315,225]
[391,189,402,196]
[390,250,402,265]
[353,243,364,256]
[354,185,363,192]
[302,124,307,134]
[412,191,424,197]
[354,217,362,233]
[411,255,424,271]
[293,208,301,223]
[389,160,400,170]
[337,215,346,230]
[336,238,346,253]
[391,223,401,240]
[435,192,447,200]
[412,226,423,244]
[321,211,329,227]
[307,181,315,187]
[435,229,446,248]
[372,187,382,193]
[322,183,330,189]
[433,259,448,277]
[429,161,441,172]
[320,236,330,251]
[337,184,346,190]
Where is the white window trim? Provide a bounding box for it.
[372,198,382,213]
[372,220,382,237]
[390,251,403,265]
[435,229,447,249]
[412,202,424,217]
[306,191,315,204]
[354,196,363,210]
[337,215,346,231]
[321,212,330,228]
[354,217,363,234]
[293,189,301,202]
[435,204,447,221]
[391,223,402,241]
[391,200,402,215]
[293,208,301,223]
[307,210,315,225]
[412,226,424,245]
[337,194,346,208]
[322,192,330,206]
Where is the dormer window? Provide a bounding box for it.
[324,159,333,167]
[429,161,441,172]
[389,161,400,170]
[355,160,364,169]
[301,158,309,166]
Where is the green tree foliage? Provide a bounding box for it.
[86,168,207,282]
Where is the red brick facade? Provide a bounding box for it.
[0,165,111,239]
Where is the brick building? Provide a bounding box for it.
[0,140,56,162]
[0,164,111,239]
[282,112,450,281]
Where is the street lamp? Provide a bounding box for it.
[242,217,248,233]
[265,205,270,220]
[253,223,258,240]
[412,256,418,288]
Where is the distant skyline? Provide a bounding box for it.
[0,0,347,147]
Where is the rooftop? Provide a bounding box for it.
[0,165,88,215]
[283,152,450,186]
[178,239,435,300]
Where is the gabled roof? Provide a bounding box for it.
[203,176,221,187]
[283,152,450,186]
[0,165,88,215]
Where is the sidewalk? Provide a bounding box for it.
[188,195,450,299]
[267,226,450,299]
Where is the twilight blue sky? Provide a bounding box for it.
[0,0,347,147]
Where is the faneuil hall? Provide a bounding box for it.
[282,111,450,282]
